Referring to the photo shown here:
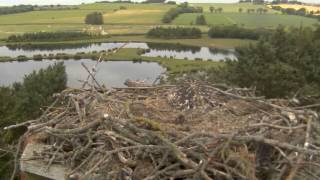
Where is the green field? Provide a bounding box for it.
[191,3,278,13]
[173,13,318,28]
[0,3,172,25]
[0,2,318,42]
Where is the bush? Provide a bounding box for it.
[147,27,202,39]
[33,54,43,61]
[208,25,271,40]
[17,55,28,61]
[195,15,207,25]
[85,12,104,25]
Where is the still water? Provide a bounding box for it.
[0,59,165,88]
[0,42,237,61]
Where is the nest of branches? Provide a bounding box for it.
[6,78,320,180]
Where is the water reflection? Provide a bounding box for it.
[143,45,237,61]
[0,42,237,61]
[0,43,147,57]
[0,59,165,88]
[147,42,201,53]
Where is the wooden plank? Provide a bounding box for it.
[20,143,68,180]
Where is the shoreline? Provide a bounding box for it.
[0,35,255,49]
[0,48,223,77]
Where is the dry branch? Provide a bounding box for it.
[5,79,320,180]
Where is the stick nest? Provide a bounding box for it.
[17,80,320,180]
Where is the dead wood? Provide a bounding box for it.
[5,77,320,180]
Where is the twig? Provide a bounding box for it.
[81,62,104,90]
[10,134,26,180]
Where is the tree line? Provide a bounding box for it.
[97,0,134,3]
[208,25,271,40]
[162,2,203,23]
[239,0,265,4]
[244,8,268,14]
[209,7,223,13]
[147,27,202,39]
[0,63,67,179]
[147,25,271,40]
[271,6,320,21]
[0,5,79,16]
[216,25,320,98]
[7,32,96,42]
[147,42,201,52]
[0,5,34,15]
[142,0,166,3]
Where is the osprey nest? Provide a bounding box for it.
[6,60,320,180]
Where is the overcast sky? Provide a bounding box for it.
[0,0,318,6]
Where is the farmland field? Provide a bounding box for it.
[0,3,172,25]
[173,13,318,28]
[268,4,320,14]
[0,2,318,41]
[190,3,278,13]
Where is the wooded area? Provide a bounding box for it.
[222,26,320,98]
[7,32,97,42]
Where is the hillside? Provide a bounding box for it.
[0,3,318,39]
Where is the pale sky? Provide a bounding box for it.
[0,0,318,6]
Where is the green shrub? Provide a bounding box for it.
[195,15,207,25]
[33,54,43,61]
[85,12,104,25]
[7,32,94,42]
[17,55,28,61]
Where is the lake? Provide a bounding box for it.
[0,59,165,88]
[0,42,237,61]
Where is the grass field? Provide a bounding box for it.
[173,12,318,28]
[190,3,278,13]
[0,3,172,25]
[0,3,318,40]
